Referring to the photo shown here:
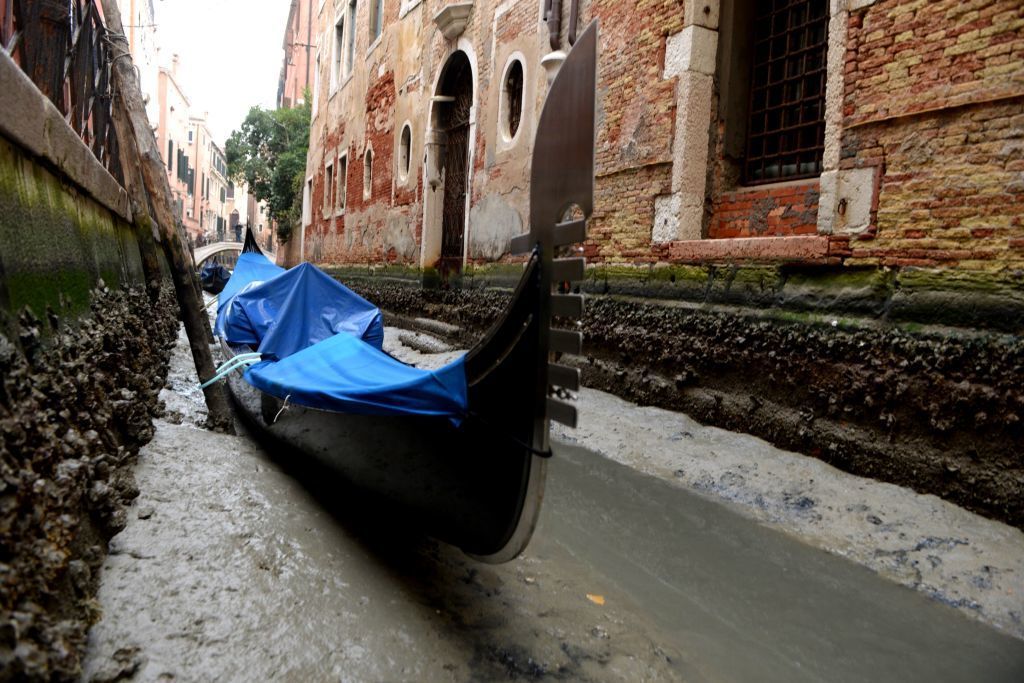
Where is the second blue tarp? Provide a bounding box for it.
[216,251,467,419]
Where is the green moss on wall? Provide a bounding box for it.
[0,137,143,323]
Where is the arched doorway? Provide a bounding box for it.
[435,51,473,278]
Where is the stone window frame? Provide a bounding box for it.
[655,0,868,242]
[498,53,526,148]
[330,10,346,96]
[398,0,421,20]
[397,121,412,184]
[312,47,322,119]
[302,175,313,227]
[323,156,335,218]
[363,145,374,200]
[717,0,875,237]
[345,0,358,80]
[368,0,385,55]
[336,151,348,214]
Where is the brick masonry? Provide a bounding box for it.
[710,181,821,239]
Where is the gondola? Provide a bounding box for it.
[213,23,597,562]
[199,256,231,295]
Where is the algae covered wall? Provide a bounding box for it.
[329,263,1024,529]
[0,136,145,326]
[0,124,178,680]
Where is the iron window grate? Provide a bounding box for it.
[744,0,829,185]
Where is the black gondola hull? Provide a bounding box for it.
[220,255,550,562]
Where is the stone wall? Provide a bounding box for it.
[0,49,177,680]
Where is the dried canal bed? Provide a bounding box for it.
[83,325,1024,681]
[553,390,1024,640]
[83,328,683,681]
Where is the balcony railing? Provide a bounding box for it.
[1,0,123,186]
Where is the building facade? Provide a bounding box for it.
[117,0,161,125]
[156,57,195,239]
[185,114,230,243]
[226,181,275,247]
[280,0,317,108]
[296,0,1022,274]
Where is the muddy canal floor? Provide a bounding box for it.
[83,328,1024,681]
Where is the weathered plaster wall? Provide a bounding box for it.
[303,0,555,269]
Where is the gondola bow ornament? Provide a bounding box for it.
[511,20,598,445]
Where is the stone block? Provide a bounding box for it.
[0,53,47,158]
[669,235,831,262]
[663,25,719,79]
[652,195,680,243]
[832,167,877,235]
[672,71,714,197]
[684,0,720,30]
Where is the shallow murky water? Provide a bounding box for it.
[543,444,1024,682]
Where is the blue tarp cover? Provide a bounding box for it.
[245,332,467,418]
[216,252,286,328]
[216,252,467,419]
[222,262,384,358]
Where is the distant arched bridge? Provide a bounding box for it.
[194,241,277,267]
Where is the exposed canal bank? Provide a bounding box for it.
[336,266,1024,531]
[82,321,1024,682]
[0,286,178,681]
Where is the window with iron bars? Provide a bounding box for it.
[744,0,828,184]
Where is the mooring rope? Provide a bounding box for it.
[199,353,263,389]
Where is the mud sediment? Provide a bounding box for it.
[347,278,1024,529]
[0,285,177,681]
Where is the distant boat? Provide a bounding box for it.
[199,257,230,295]
[211,23,597,562]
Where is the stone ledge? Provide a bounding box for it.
[669,236,830,262]
[0,51,131,222]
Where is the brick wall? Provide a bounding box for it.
[834,0,1024,271]
[710,182,821,239]
[588,164,673,263]
[587,0,679,176]
[298,0,1024,274]
[842,99,1024,270]
[844,0,1023,127]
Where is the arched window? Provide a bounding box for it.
[398,124,412,180]
[363,147,373,199]
[501,59,524,141]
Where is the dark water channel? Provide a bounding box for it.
[541,442,1024,682]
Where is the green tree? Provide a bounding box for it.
[225,98,311,244]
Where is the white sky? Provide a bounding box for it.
[153,0,292,144]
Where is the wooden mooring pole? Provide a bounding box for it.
[100,0,234,432]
